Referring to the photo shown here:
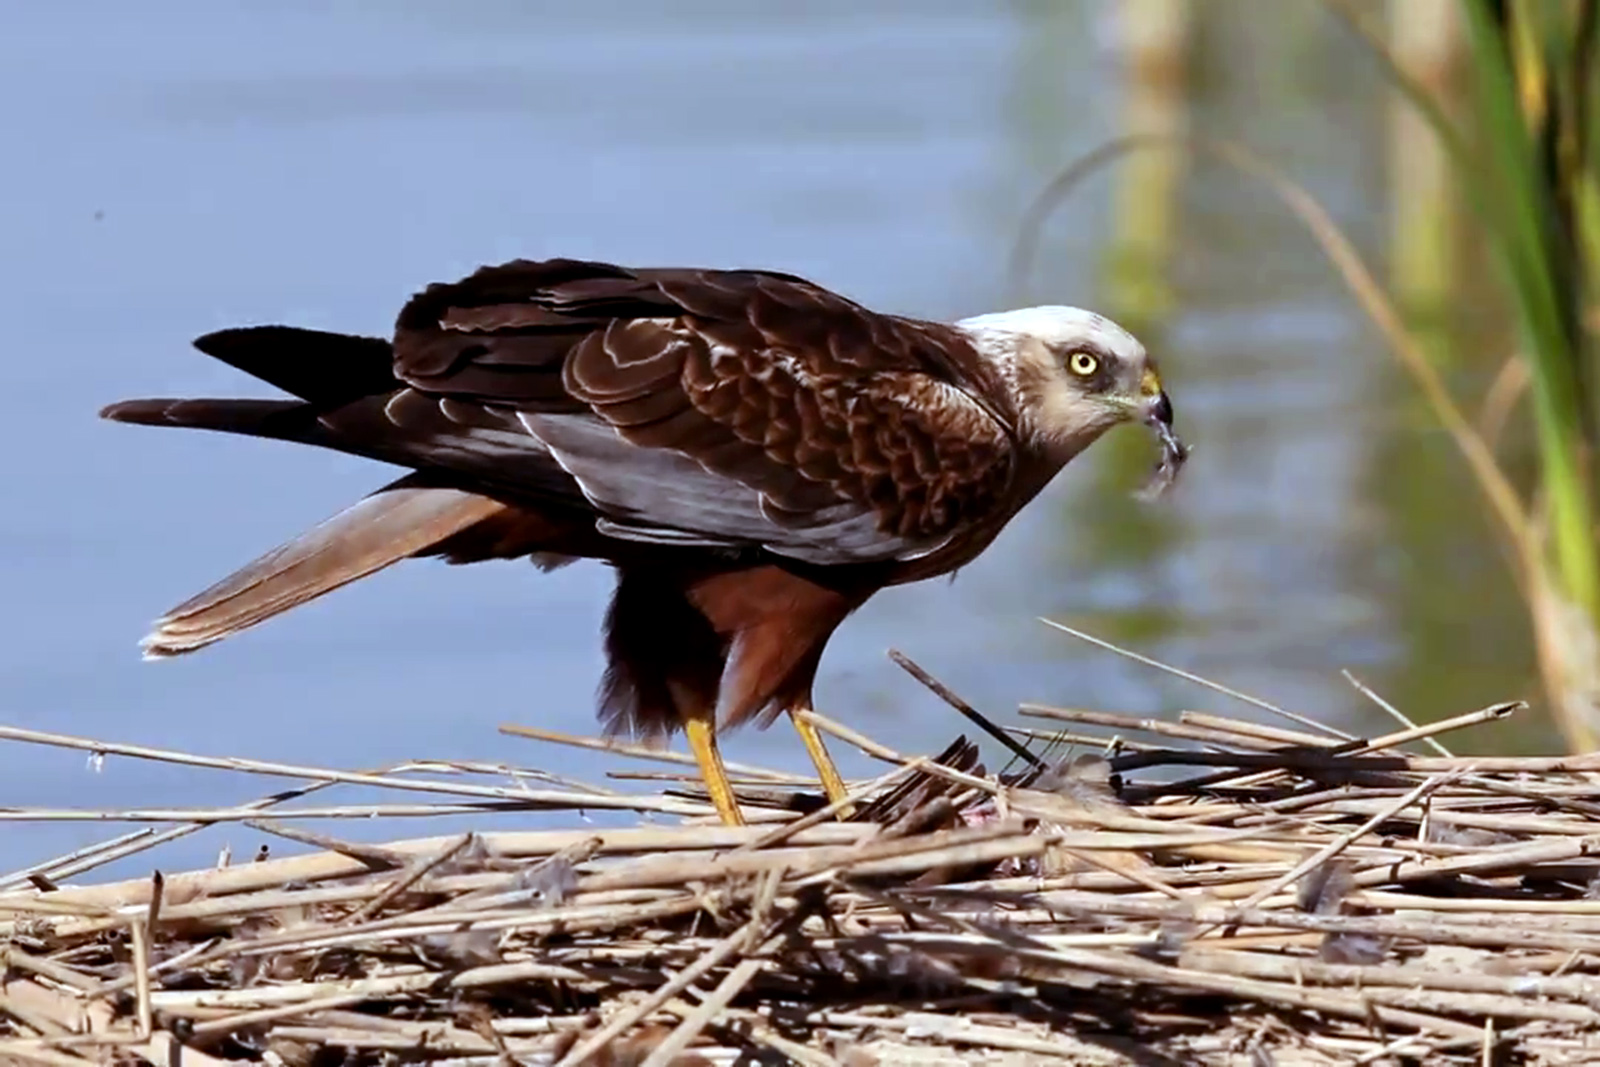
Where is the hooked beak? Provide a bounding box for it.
[1144,389,1174,429]
[1138,367,1174,427]
[1136,370,1188,498]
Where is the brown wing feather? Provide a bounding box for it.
[386,259,1019,564]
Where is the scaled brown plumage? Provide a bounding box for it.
[102,257,1183,824]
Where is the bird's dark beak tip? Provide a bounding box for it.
[1137,390,1188,499]
[1146,390,1174,430]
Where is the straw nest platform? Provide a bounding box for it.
[5,639,1600,1065]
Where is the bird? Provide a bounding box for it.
[101,257,1184,826]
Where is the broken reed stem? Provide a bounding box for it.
[551,918,770,1067]
[643,957,766,1067]
[343,832,476,925]
[1038,618,1355,739]
[130,917,152,1039]
[1342,668,1457,757]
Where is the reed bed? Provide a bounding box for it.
[4,639,1600,1064]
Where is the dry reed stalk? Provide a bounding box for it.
[0,823,872,917]
[1038,618,1355,738]
[640,957,765,1066]
[1020,703,1313,751]
[498,721,806,782]
[1228,767,1471,913]
[551,917,772,1067]
[1177,710,1339,748]
[7,636,1600,1063]
[1033,891,1600,953]
[1005,724,1168,752]
[1180,948,1600,1009]
[1341,668,1460,757]
[341,831,477,924]
[0,723,718,816]
[887,648,1046,769]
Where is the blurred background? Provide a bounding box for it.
[0,0,1573,875]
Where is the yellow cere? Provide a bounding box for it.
[1140,367,1163,398]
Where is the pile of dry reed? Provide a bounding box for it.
[5,630,1600,1065]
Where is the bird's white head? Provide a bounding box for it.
[955,305,1174,466]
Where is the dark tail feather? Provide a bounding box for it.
[100,397,317,437]
[101,323,399,441]
[192,326,397,405]
[141,474,506,658]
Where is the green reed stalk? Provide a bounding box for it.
[1458,0,1599,625]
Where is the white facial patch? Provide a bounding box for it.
[955,306,1146,366]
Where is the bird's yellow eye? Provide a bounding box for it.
[1068,351,1099,377]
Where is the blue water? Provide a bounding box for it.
[0,2,1530,881]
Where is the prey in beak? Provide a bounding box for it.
[1136,368,1188,499]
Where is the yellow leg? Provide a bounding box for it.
[684,707,744,826]
[790,708,855,819]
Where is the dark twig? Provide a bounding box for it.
[889,648,1045,769]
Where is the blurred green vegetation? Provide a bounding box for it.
[1365,0,1600,750]
[1014,0,1600,753]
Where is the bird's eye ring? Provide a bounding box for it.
[1068,351,1100,377]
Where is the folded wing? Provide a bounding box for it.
[377,259,1019,565]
